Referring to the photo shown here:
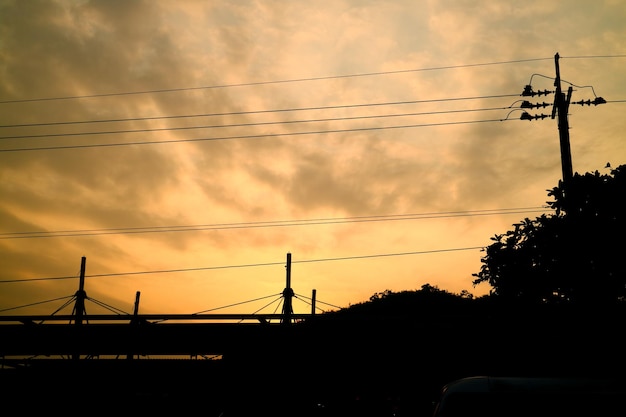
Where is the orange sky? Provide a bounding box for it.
[1,0,626,317]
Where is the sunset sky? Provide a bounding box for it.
[1,0,625,318]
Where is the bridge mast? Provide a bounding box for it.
[72,256,87,326]
[71,256,88,360]
[281,252,294,325]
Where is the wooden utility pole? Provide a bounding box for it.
[551,52,574,185]
[521,52,605,194]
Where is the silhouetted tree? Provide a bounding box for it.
[473,165,626,306]
[323,284,475,319]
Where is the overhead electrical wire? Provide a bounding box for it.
[1,55,616,151]
[0,94,525,130]
[0,106,508,140]
[2,89,615,151]
[0,206,551,240]
[0,54,619,108]
[0,246,487,284]
[0,117,520,153]
[0,55,615,291]
[0,57,554,105]
[0,92,530,153]
[0,104,520,140]
[0,206,554,284]
[561,54,626,59]
[526,72,617,100]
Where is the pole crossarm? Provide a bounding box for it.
[518,52,606,185]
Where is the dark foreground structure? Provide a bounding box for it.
[2,307,626,416]
[431,376,626,417]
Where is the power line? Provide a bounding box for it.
[0,207,550,240]
[0,94,523,130]
[0,104,518,140]
[0,58,552,105]
[294,247,485,264]
[0,117,518,153]
[561,55,626,59]
[0,246,486,284]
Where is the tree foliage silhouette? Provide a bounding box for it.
[473,165,626,306]
[322,284,475,320]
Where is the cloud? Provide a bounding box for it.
[1,0,625,314]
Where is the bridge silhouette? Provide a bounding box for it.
[0,253,336,364]
[3,256,626,416]
[0,254,364,415]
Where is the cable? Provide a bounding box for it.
[0,261,286,283]
[86,297,130,315]
[0,117,517,152]
[294,293,342,311]
[0,295,74,313]
[0,105,518,141]
[0,94,523,130]
[295,247,485,264]
[0,246,486,284]
[561,55,626,59]
[49,297,78,317]
[526,73,603,98]
[193,293,282,314]
[250,296,283,316]
[0,207,550,240]
[193,293,334,317]
[0,58,551,105]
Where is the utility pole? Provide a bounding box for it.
[552,53,574,185]
[520,52,606,188]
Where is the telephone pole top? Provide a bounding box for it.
[520,52,606,187]
[552,53,574,185]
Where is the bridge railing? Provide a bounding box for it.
[0,313,314,324]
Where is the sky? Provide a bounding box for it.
[1,0,625,318]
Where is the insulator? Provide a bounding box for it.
[521,85,534,96]
[537,89,553,96]
[522,101,551,109]
[592,97,606,105]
